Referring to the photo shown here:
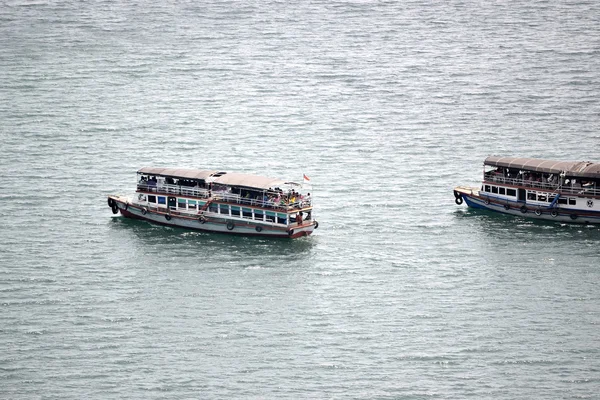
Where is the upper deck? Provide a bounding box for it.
[136,167,312,212]
[483,156,600,197]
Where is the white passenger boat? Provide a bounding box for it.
[454,156,600,224]
[107,168,318,238]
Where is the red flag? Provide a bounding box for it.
[303,174,310,181]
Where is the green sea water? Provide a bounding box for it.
[1,1,599,398]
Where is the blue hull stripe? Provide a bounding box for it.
[460,194,600,223]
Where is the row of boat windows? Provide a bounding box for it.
[483,185,577,205]
[147,195,200,208]
[526,192,576,205]
[145,195,290,224]
[483,185,517,197]
[208,204,290,224]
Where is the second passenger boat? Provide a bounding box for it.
[107,167,318,238]
[454,156,600,224]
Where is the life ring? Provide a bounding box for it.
[142,208,147,215]
[534,209,542,216]
[551,210,558,218]
[111,205,118,214]
[255,226,263,232]
[138,194,144,201]
[455,196,463,205]
[314,221,319,229]
[520,205,527,214]
[108,198,115,207]
[165,214,171,221]
[570,214,578,220]
[484,198,490,205]
[199,216,206,224]
[226,221,235,230]
[503,204,510,210]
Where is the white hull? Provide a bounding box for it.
[110,196,315,238]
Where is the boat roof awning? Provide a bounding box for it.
[137,167,289,190]
[484,156,600,179]
[211,173,286,190]
[137,167,217,180]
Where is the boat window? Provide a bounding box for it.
[537,194,547,202]
[231,206,240,217]
[209,203,218,213]
[158,196,166,205]
[499,187,506,195]
[484,185,491,192]
[558,198,568,205]
[266,211,276,223]
[188,200,197,210]
[219,204,229,215]
[527,192,536,200]
[254,210,264,221]
[242,208,252,219]
[277,213,287,225]
[492,186,498,194]
[507,189,516,197]
[569,198,576,205]
[148,195,156,203]
[178,199,187,209]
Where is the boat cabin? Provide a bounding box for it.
[482,156,600,198]
[133,167,312,227]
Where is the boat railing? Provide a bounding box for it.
[137,183,313,211]
[211,192,311,211]
[137,183,210,198]
[485,176,600,196]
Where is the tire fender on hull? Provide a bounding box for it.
[520,205,527,214]
[453,191,464,205]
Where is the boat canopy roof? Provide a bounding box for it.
[137,167,288,190]
[212,173,286,190]
[138,167,217,180]
[484,156,600,179]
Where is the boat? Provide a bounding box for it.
[107,167,318,238]
[454,156,600,224]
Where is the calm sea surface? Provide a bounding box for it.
[1,1,599,398]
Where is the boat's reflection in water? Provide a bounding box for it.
[109,216,316,264]
[455,207,600,242]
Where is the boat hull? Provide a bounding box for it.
[454,187,600,224]
[109,196,315,238]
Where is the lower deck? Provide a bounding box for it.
[454,184,600,224]
[108,194,317,238]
